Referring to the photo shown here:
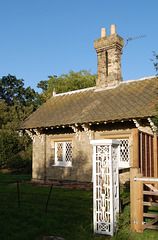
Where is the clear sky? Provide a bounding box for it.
[0,0,157,92]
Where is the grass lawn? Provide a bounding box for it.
[0,172,157,240]
[0,171,31,182]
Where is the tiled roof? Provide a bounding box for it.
[18,76,158,129]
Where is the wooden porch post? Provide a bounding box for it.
[132,128,139,168]
[154,135,158,178]
[130,167,143,233]
[130,167,138,232]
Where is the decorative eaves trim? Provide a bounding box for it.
[71,125,81,140]
[25,129,44,142]
[81,123,92,140]
[133,119,141,130]
[148,118,157,134]
[34,129,44,142]
[25,129,35,142]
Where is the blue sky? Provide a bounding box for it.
[0,0,157,92]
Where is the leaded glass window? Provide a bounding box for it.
[119,139,130,168]
[55,141,72,167]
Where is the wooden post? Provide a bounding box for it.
[45,184,53,213]
[154,135,158,189]
[130,168,143,233]
[130,167,138,231]
[135,172,143,233]
[17,182,20,208]
[132,128,139,168]
[154,135,158,178]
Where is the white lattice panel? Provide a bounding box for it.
[91,139,120,236]
[112,145,120,231]
[119,139,129,168]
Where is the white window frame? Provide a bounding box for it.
[54,141,72,167]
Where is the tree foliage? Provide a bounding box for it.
[151,51,158,73]
[0,74,43,109]
[0,74,40,172]
[37,70,97,101]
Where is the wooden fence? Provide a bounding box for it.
[130,168,158,233]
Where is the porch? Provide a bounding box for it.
[130,129,158,233]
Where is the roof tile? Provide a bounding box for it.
[18,77,158,129]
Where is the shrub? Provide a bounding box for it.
[0,130,32,173]
[0,131,20,169]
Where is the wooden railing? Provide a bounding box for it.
[132,129,157,178]
[130,168,158,233]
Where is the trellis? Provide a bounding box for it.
[91,139,120,236]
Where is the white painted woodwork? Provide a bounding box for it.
[91,139,120,236]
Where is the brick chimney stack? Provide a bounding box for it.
[94,25,124,88]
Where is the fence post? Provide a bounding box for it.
[135,172,143,233]
[45,184,53,213]
[17,182,20,208]
[130,168,143,233]
[130,167,137,231]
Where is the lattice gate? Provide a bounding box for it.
[91,139,120,236]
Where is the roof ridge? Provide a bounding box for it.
[49,75,157,97]
[94,75,157,92]
[53,86,96,97]
[122,75,157,84]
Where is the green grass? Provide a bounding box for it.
[0,173,157,240]
[0,171,31,182]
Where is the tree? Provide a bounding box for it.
[0,74,42,109]
[0,130,31,172]
[0,74,41,172]
[37,70,97,101]
[152,51,158,73]
[0,130,21,168]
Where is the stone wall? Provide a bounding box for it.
[32,135,46,180]
[32,121,153,186]
[32,131,93,183]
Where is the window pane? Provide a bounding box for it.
[119,139,129,166]
[55,141,72,166]
[56,142,63,162]
[65,142,72,162]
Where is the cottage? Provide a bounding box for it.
[18,25,158,188]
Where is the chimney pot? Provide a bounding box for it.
[53,88,56,96]
[111,24,116,34]
[101,28,106,38]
